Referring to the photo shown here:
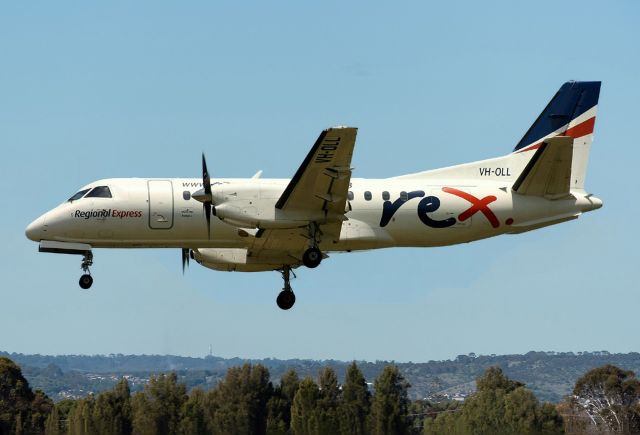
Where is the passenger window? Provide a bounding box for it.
[400,191,408,201]
[183,191,191,200]
[348,191,354,201]
[382,191,390,201]
[86,186,112,198]
[364,191,372,201]
[67,188,91,202]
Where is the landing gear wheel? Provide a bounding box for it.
[277,266,296,310]
[79,274,93,289]
[277,290,296,310]
[79,251,94,289]
[302,247,322,268]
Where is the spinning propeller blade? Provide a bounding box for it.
[181,248,190,274]
[201,153,215,239]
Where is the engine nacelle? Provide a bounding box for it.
[214,201,326,229]
[192,248,297,272]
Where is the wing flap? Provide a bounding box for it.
[512,136,574,198]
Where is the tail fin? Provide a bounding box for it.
[514,81,601,190]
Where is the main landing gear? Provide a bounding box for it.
[302,223,323,268]
[276,267,296,310]
[302,247,322,268]
[79,251,94,289]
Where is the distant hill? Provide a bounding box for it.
[3,350,639,403]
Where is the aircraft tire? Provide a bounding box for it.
[302,247,322,268]
[79,274,93,289]
[276,290,296,310]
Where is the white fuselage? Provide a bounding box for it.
[26,174,602,254]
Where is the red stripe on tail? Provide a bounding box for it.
[516,116,595,153]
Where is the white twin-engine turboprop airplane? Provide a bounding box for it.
[26,81,603,310]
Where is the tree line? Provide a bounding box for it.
[1,356,639,434]
[7,350,640,403]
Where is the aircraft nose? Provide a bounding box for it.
[26,215,46,241]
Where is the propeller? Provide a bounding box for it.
[181,248,190,274]
[192,153,216,239]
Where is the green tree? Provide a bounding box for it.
[54,399,77,434]
[131,372,187,435]
[573,364,640,433]
[30,390,54,432]
[92,378,132,434]
[423,408,463,435]
[369,365,410,435]
[178,388,208,435]
[267,368,300,434]
[476,366,523,393]
[316,368,340,434]
[339,362,370,435]
[67,395,96,435]
[0,357,53,434]
[207,363,273,435]
[424,367,563,435]
[44,405,60,435]
[66,378,132,435]
[291,377,320,435]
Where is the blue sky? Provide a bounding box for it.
[1,1,638,362]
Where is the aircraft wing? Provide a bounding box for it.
[276,126,357,241]
[276,126,357,215]
[248,127,357,261]
[512,136,574,198]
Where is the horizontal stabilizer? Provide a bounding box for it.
[512,136,574,198]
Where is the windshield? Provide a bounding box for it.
[67,188,91,202]
[86,186,112,198]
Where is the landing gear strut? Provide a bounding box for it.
[302,222,323,268]
[79,251,93,289]
[276,267,296,310]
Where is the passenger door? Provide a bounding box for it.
[148,180,174,229]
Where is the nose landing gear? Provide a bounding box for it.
[276,267,296,310]
[79,251,93,289]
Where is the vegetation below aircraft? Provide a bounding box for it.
[3,356,640,434]
[4,350,640,404]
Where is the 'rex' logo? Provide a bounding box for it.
[379,187,500,229]
[442,187,499,228]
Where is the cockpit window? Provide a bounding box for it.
[67,188,91,202]
[85,186,112,198]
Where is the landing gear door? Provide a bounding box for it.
[148,180,174,229]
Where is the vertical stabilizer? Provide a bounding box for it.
[513,81,600,191]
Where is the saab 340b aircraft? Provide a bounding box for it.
[26,81,603,310]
